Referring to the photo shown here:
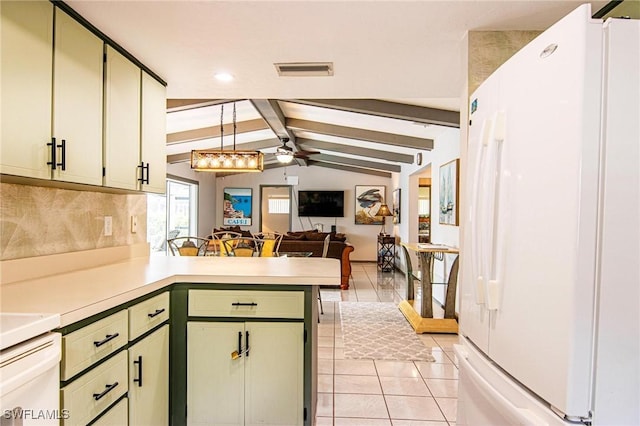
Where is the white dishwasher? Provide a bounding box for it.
[0,313,61,426]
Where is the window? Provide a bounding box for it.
[147,177,199,255]
[268,197,290,214]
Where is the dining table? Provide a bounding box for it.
[399,242,460,333]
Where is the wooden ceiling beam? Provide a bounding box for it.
[297,138,415,164]
[310,153,401,173]
[166,119,268,144]
[250,99,308,166]
[286,118,433,150]
[284,99,460,128]
[307,161,392,178]
[166,99,241,113]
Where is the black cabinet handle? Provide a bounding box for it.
[57,139,66,170]
[147,308,165,318]
[47,137,57,170]
[245,331,250,357]
[92,382,119,401]
[137,162,145,183]
[133,356,143,387]
[93,333,119,347]
[137,162,150,184]
[238,331,242,357]
[231,302,258,307]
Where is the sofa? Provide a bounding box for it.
[279,231,354,290]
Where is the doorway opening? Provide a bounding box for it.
[418,179,431,243]
[259,185,292,233]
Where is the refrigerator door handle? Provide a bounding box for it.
[486,111,507,311]
[456,345,549,426]
[471,118,493,305]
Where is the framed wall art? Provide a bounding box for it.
[438,159,459,225]
[392,188,401,224]
[223,188,253,226]
[355,185,385,225]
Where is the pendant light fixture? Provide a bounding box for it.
[190,102,264,172]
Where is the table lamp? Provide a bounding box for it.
[377,204,393,235]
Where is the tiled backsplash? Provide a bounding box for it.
[0,183,147,260]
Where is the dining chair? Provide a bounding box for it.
[168,236,210,256]
[257,233,284,257]
[220,237,263,257]
[210,231,243,256]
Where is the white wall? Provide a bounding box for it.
[214,166,392,261]
[395,127,461,305]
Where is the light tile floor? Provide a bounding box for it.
[316,262,460,426]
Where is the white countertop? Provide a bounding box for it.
[0,255,340,327]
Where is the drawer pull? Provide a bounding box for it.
[133,355,143,387]
[93,333,119,347]
[231,302,258,307]
[148,308,166,318]
[93,382,119,401]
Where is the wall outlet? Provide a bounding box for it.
[104,216,113,236]
[131,215,137,233]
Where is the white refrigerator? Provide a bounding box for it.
[455,4,639,425]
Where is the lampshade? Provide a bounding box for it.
[275,150,294,164]
[191,102,264,172]
[377,204,393,216]
[378,203,393,235]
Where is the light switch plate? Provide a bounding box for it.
[104,216,113,236]
[131,215,137,233]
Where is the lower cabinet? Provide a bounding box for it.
[128,324,169,426]
[61,350,128,426]
[187,321,304,426]
[92,398,128,426]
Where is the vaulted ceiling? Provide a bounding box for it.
[165,98,459,177]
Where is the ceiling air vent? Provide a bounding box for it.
[274,62,334,77]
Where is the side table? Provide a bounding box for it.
[377,235,395,272]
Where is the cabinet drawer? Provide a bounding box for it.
[61,350,128,426]
[189,290,304,319]
[91,397,128,426]
[129,291,170,340]
[62,310,128,380]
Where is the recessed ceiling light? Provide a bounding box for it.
[214,72,234,82]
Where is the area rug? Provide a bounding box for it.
[339,302,436,361]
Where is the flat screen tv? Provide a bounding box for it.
[298,190,345,217]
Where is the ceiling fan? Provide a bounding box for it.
[275,138,320,164]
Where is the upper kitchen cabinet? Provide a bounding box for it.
[0,3,103,185]
[52,8,104,186]
[0,1,54,180]
[104,45,141,191]
[140,72,167,194]
[1,1,167,193]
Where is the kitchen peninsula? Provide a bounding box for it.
[1,248,336,425]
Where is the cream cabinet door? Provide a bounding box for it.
[104,45,140,190]
[187,321,304,426]
[187,322,245,426]
[140,72,166,194]
[52,8,103,186]
[0,1,53,180]
[128,325,169,426]
[245,322,304,426]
